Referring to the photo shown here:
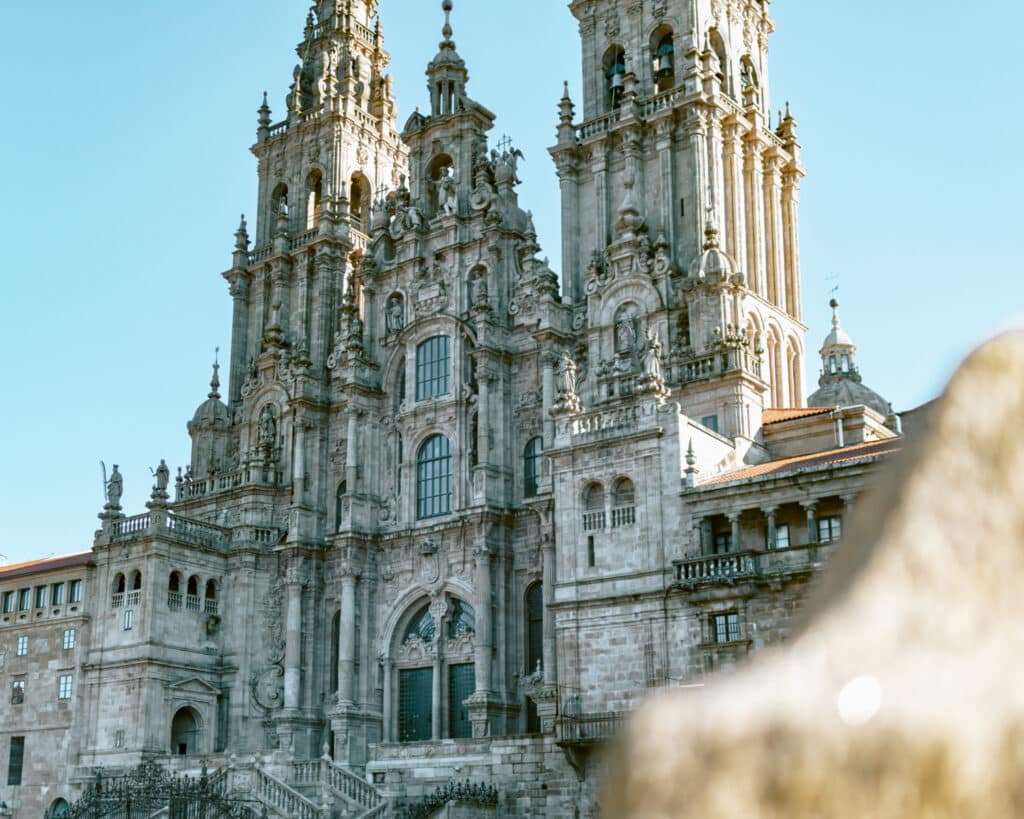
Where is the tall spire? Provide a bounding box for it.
[209,348,221,400]
[427,0,468,117]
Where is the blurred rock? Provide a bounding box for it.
[604,332,1024,819]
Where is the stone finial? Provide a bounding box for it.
[209,348,221,400]
[605,332,1024,818]
[441,0,454,46]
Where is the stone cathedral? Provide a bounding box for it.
[0,1,902,817]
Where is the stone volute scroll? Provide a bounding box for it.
[605,332,1024,819]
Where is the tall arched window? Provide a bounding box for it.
[524,436,543,497]
[350,172,370,232]
[709,29,729,95]
[335,480,347,532]
[271,183,289,226]
[305,170,323,230]
[415,336,451,401]
[417,435,452,519]
[582,481,606,532]
[131,571,142,591]
[612,477,637,527]
[652,28,675,93]
[604,45,627,110]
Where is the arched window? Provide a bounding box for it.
[417,435,452,519]
[652,28,675,93]
[612,477,635,507]
[604,45,627,110]
[114,573,126,594]
[404,603,437,643]
[168,572,181,593]
[48,798,71,819]
[204,580,217,601]
[524,436,543,497]
[415,336,451,401]
[330,610,340,694]
[709,29,729,95]
[187,576,198,597]
[306,170,323,230]
[446,598,475,640]
[525,583,544,675]
[428,154,456,216]
[335,480,348,532]
[271,183,289,224]
[350,172,370,232]
[131,571,142,591]
[170,707,201,755]
[583,481,606,532]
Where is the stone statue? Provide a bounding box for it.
[470,270,489,308]
[154,459,170,492]
[439,168,458,216]
[557,351,578,397]
[386,297,404,334]
[258,405,276,448]
[106,465,123,508]
[616,313,637,354]
[642,329,664,383]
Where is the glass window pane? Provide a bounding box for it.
[448,663,475,738]
[417,435,451,519]
[399,668,433,742]
[416,336,451,401]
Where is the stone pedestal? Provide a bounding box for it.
[466,692,502,739]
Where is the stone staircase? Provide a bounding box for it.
[209,756,387,818]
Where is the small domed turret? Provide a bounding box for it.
[807,300,890,417]
[688,215,737,282]
[187,357,232,478]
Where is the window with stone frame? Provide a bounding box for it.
[416,434,452,519]
[63,628,76,650]
[16,636,27,656]
[523,436,543,497]
[58,674,73,700]
[34,585,47,609]
[2,591,13,614]
[773,523,791,550]
[818,516,842,543]
[17,588,30,611]
[711,612,741,644]
[415,335,450,401]
[51,582,65,606]
[69,579,82,603]
[7,735,24,786]
[11,679,25,705]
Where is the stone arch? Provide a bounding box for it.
[709,28,729,95]
[170,706,204,755]
[598,279,664,327]
[612,475,636,507]
[650,24,676,93]
[765,322,787,407]
[786,335,803,407]
[603,43,627,110]
[304,167,323,230]
[47,798,71,819]
[583,480,605,511]
[349,171,371,231]
[112,572,126,595]
[378,578,476,658]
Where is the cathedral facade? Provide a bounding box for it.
[1,1,901,817]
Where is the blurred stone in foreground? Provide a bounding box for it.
[604,332,1024,819]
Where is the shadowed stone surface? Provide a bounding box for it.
[604,332,1024,818]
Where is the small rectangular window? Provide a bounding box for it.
[818,516,842,543]
[34,585,48,609]
[841,354,850,373]
[51,583,65,606]
[587,535,596,568]
[829,355,838,374]
[702,415,719,434]
[123,609,134,631]
[7,736,25,786]
[114,730,125,749]
[11,679,26,705]
[679,198,686,217]
[15,636,28,656]
[17,589,31,611]
[63,628,77,650]
[713,532,732,554]
[69,579,83,603]
[58,674,73,700]
[774,523,790,549]
[712,612,741,644]
[2,591,14,614]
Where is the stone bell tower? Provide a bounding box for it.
[551,0,809,429]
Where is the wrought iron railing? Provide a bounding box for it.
[556,711,626,743]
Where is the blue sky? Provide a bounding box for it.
[0,0,1020,565]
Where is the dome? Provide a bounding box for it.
[187,362,230,433]
[807,378,890,419]
[820,298,855,352]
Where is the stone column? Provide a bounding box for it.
[228,277,250,406]
[381,659,393,742]
[654,119,675,253]
[744,137,767,298]
[292,419,306,504]
[593,158,609,248]
[701,518,713,555]
[686,111,708,247]
[763,153,786,312]
[803,501,818,545]
[474,548,493,695]
[337,570,357,705]
[556,162,580,304]
[781,169,802,320]
[346,411,358,489]
[541,351,557,448]
[729,512,742,552]
[284,565,304,710]
[765,507,778,550]
[723,121,747,272]
[542,535,557,686]
[430,597,448,741]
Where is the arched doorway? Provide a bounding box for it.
[170,706,202,755]
[48,798,70,818]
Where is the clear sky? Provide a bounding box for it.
[0,1,1020,566]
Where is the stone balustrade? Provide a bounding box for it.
[177,465,285,501]
[109,511,229,551]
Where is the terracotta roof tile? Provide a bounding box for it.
[0,551,93,581]
[698,439,901,488]
[762,407,835,425]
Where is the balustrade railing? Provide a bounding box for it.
[168,591,183,610]
[289,228,319,250]
[185,595,201,612]
[268,121,288,138]
[111,511,228,550]
[557,711,626,743]
[126,590,141,606]
[204,599,219,615]
[677,354,719,384]
[572,405,642,438]
[248,246,272,265]
[611,505,636,528]
[321,758,382,809]
[255,767,320,819]
[576,111,621,140]
[676,551,758,583]
[582,511,606,532]
[111,593,124,609]
[113,513,151,539]
[178,466,285,502]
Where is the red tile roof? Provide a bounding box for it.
[762,407,835,425]
[698,438,901,488]
[0,551,93,581]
